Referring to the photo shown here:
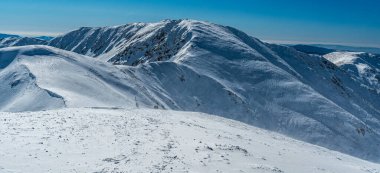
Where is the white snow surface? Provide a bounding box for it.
[1,20,380,163]
[0,108,379,173]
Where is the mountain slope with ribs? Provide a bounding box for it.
[0,20,379,163]
[291,45,380,94]
[324,52,380,93]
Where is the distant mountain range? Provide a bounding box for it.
[0,33,20,39]
[291,44,335,55]
[0,33,54,48]
[0,37,47,48]
[34,36,54,41]
[290,43,380,54]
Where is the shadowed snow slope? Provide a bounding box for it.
[1,20,380,162]
[0,33,20,39]
[0,37,47,48]
[0,108,379,173]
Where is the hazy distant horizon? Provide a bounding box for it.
[2,27,380,49]
[1,0,379,47]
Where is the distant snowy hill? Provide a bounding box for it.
[35,36,54,41]
[324,52,380,93]
[0,108,379,173]
[313,44,380,54]
[291,44,335,55]
[291,45,380,93]
[288,44,380,55]
[0,37,47,48]
[1,20,380,163]
[0,33,20,39]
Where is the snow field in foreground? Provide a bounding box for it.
[0,108,379,173]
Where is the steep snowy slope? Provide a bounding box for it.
[0,108,379,173]
[0,37,47,48]
[0,45,161,111]
[3,20,380,162]
[324,52,380,93]
[49,23,147,59]
[114,20,380,162]
[48,20,193,65]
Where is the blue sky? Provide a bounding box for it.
[1,0,379,47]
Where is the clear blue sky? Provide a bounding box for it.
[1,0,379,47]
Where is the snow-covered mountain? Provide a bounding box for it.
[0,37,47,48]
[1,108,379,173]
[1,20,380,163]
[324,52,380,93]
[289,46,380,93]
[47,20,380,162]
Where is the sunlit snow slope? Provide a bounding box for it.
[0,45,161,111]
[49,20,380,161]
[0,108,379,173]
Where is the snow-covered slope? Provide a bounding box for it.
[0,37,47,48]
[0,45,161,111]
[2,20,380,162]
[48,23,147,61]
[324,52,380,93]
[0,64,64,112]
[48,20,194,65]
[113,20,380,162]
[0,108,379,173]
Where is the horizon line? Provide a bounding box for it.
[1,30,380,49]
[264,40,380,49]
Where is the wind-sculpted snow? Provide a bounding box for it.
[1,20,380,163]
[0,64,64,112]
[0,108,379,173]
[0,46,161,111]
